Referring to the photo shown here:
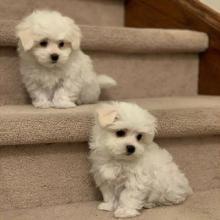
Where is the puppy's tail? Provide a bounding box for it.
[97,75,117,89]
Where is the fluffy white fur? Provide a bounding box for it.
[16,10,116,108]
[89,102,192,218]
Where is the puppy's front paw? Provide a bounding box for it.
[52,99,76,109]
[33,100,52,108]
[114,207,140,218]
[98,202,114,212]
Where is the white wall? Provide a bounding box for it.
[201,0,220,11]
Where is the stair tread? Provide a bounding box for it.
[0,20,208,53]
[0,0,124,26]
[1,96,220,145]
[1,189,219,220]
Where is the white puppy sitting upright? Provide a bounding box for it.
[16,10,116,108]
[89,102,192,218]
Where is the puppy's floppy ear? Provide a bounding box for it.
[142,114,157,144]
[96,106,118,128]
[70,26,81,50]
[16,29,35,51]
[65,17,82,50]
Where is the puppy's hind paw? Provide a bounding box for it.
[32,100,52,108]
[52,100,76,109]
[144,202,157,209]
[114,207,140,218]
[98,202,114,212]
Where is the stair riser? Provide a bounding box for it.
[0,136,219,210]
[92,52,199,99]
[0,0,124,26]
[0,48,199,105]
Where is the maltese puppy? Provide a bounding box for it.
[16,10,116,108]
[89,102,192,218]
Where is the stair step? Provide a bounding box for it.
[0,21,208,53]
[1,96,220,146]
[0,136,219,210]
[0,0,124,26]
[1,189,219,220]
[0,21,208,104]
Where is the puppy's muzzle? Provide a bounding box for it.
[126,145,135,155]
[50,53,59,63]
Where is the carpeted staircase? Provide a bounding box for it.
[0,1,220,219]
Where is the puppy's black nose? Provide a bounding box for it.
[50,53,59,62]
[126,145,135,155]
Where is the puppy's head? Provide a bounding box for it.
[16,10,81,68]
[93,102,157,161]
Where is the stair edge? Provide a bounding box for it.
[0,20,209,54]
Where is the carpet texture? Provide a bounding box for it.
[0,0,124,26]
[1,189,219,220]
[0,50,200,105]
[0,20,209,53]
[1,96,220,145]
[92,52,199,99]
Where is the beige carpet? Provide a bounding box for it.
[0,20,208,52]
[1,96,220,145]
[1,189,219,220]
[0,136,219,210]
[0,0,124,26]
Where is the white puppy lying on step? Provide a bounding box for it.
[16,10,116,108]
[89,102,192,218]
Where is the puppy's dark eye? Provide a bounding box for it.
[116,130,126,137]
[136,134,142,141]
[40,40,48,47]
[59,41,65,48]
